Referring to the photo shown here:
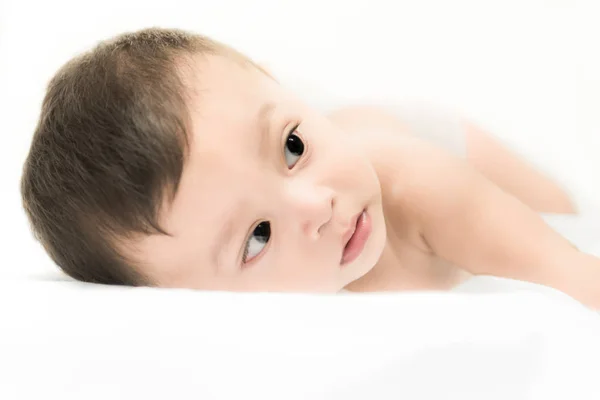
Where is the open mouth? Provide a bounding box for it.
[341,209,372,266]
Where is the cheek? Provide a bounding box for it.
[270,239,336,275]
[314,119,365,161]
[316,129,374,182]
[240,253,338,292]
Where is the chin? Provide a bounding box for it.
[367,203,387,258]
[340,263,374,292]
[342,247,384,288]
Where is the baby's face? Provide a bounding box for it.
[135,55,387,292]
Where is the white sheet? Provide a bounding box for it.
[1,212,599,399]
[1,279,599,400]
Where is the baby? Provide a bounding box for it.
[21,27,600,307]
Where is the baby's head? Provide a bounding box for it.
[21,27,386,292]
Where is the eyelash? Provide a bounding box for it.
[241,222,270,264]
[289,123,300,135]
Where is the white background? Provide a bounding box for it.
[1,0,599,278]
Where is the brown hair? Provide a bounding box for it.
[21,27,253,286]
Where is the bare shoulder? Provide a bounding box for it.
[329,105,576,214]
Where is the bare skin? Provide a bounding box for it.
[133,55,600,308]
[329,106,578,292]
[327,106,576,215]
[329,107,600,307]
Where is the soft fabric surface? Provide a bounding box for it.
[1,278,600,400]
[1,212,600,399]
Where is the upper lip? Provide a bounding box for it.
[341,211,361,248]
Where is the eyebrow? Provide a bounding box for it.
[257,102,276,161]
[212,206,241,271]
[211,103,275,270]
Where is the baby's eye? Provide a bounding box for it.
[284,125,304,169]
[242,221,271,264]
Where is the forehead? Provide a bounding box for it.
[180,55,286,161]
[170,55,272,217]
[130,54,383,289]
[185,55,273,120]
[135,56,275,283]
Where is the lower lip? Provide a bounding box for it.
[341,210,372,266]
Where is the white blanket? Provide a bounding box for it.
[1,278,599,400]
[2,214,600,400]
[4,212,599,400]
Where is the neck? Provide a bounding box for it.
[345,226,471,293]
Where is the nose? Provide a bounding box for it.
[284,181,334,240]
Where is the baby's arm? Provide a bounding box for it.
[390,135,600,308]
[464,122,576,214]
[328,105,575,215]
